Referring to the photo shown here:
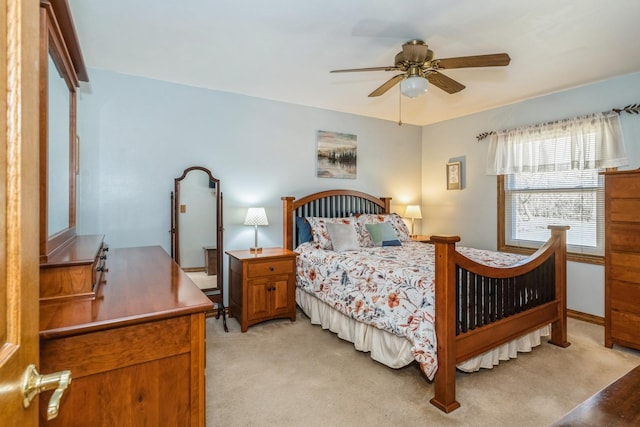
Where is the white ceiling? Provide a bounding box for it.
[68,0,640,126]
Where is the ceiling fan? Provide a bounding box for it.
[330,39,510,98]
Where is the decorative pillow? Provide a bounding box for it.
[382,239,402,246]
[326,222,361,252]
[295,217,313,244]
[357,213,412,244]
[365,222,400,247]
[385,213,412,242]
[305,217,354,250]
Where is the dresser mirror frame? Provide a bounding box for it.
[39,0,87,261]
[171,166,224,302]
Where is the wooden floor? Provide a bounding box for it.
[551,364,640,426]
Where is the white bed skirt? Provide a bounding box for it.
[297,288,550,373]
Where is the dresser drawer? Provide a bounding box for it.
[608,223,640,252]
[609,199,640,223]
[607,174,640,198]
[611,280,640,316]
[247,259,295,277]
[40,315,191,379]
[609,252,640,283]
[610,310,640,349]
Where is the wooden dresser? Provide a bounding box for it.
[603,168,640,350]
[39,246,213,426]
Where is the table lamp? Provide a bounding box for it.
[244,207,269,253]
[404,205,422,237]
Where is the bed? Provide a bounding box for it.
[282,189,570,412]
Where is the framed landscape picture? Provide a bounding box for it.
[316,130,357,179]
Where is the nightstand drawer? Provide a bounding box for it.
[247,259,294,277]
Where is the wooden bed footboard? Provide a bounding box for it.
[429,226,571,413]
[282,191,570,413]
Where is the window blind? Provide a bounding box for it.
[504,169,604,256]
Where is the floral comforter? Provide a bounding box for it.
[295,241,525,380]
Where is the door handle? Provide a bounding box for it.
[22,364,72,420]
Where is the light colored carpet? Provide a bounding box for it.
[205,310,639,426]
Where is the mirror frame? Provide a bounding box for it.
[39,0,88,261]
[171,166,224,299]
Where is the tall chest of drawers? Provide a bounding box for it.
[604,168,640,350]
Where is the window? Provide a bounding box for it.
[499,169,604,262]
[489,112,627,264]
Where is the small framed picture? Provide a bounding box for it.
[446,162,461,190]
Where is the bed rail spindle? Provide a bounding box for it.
[514,276,522,313]
[459,267,467,334]
[532,266,541,307]
[482,276,490,327]
[492,277,498,321]
[468,271,476,330]
[496,278,503,320]
[456,267,461,334]
[547,257,555,301]
[525,272,533,309]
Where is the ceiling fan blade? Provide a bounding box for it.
[434,53,511,69]
[330,66,399,73]
[426,72,466,94]
[368,74,405,97]
[402,39,429,63]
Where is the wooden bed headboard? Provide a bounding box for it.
[281,189,391,250]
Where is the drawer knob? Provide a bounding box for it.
[269,267,274,271]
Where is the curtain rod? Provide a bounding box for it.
[476,103,640,142]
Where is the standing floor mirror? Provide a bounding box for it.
[171,166,227,331]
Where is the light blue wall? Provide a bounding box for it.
[76,68,422,295]
[77,67,639,317]
[420,71,640,317]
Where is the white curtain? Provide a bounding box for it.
[486,112,628,175]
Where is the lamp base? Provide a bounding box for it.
[249,247,263,254]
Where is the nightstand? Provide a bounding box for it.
[411,235,433,243]
[226,248,298,332]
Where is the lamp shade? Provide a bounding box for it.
[405,205,422,219]
[244,207,269,226]
[400,76,428,98]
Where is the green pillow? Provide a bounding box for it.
[365,222,399,247]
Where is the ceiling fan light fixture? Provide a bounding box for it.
[400,76,428,98]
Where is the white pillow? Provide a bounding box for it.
[305,217,355,249]
[326,222,361,252]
